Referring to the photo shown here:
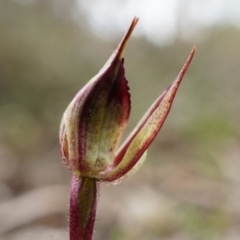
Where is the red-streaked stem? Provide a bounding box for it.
[69,175,98,240]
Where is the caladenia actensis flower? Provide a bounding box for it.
[59,17,196,240]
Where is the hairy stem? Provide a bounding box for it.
[69,175,98,240]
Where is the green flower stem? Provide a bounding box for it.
[69,175,98,240]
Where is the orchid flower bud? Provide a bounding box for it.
[60,17,196,183]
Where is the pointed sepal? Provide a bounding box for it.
[101,45,197,182]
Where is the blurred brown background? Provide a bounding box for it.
[0,0,240,240]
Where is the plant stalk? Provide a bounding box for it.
[69,175,98,240]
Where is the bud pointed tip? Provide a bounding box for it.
[187,44,197,65]
[175,44,196,87]
[132,16,139,26]
[190,44,197,60]
[192,44,197,51]
[118,17,139,58]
